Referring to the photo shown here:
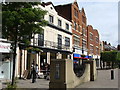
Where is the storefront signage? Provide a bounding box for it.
[0,42,11,53]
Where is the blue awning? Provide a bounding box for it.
[73,54,81,58]
[85,56,89,58]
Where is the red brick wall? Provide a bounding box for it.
[93,29,100,55]
[71,2,82,47]
[87,26,100,56]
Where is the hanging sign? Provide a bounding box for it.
[0,42,11,53]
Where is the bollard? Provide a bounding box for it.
[111,69,114,80]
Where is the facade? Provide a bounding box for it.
[55,1,88,62]
[15,2,72,77]
[55,1,101,60]
[101,41,116,51]
[87,25,100,67]
[87,25,100,59]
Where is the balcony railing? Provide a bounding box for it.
[32,38,71,51]
[44,40,70,51]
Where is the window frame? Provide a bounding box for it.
[49,15,54,23]
[58,19,62,27]
[66,23,69,30]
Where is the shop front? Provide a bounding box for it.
[0,41,12,80]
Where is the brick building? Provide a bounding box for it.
[87,25,100,58]
[87,25,100,67]
[101,41,116,51]
[55,1,88,61]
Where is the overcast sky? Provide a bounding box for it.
[43,0,118,47]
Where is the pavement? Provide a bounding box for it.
[1,68,119,89]
[76,68,118,88]
[2,79,49,89]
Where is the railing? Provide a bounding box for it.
[44,40,70,51]
[31,38,71,51]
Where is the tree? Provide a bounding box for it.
[2,2,48,85]
[100,51,117,68]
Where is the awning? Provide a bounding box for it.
[73,54,81,58]
[74,54,93,59]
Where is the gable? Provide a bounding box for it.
[45,4,57,15]
[73,0,79,8]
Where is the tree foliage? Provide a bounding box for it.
[2,2,48,85]
[100,51,117,62]
[2,2,48,42]
[117,52,120,61]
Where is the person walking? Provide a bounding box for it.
[35,64,39,79]
[31,60,36,83]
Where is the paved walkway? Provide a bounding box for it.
[2,68,119,89]
[76,68,118,88]
[2,79,49,89]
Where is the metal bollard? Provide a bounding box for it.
[111,69,114,80]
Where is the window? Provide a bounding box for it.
[49,15,54,23]
[58,34,62,49]
[90,45,94,54]
[38,34,44,46]
[82,28,86,35]
[58,19,62,27]
[96,47,99,54]
[82,40,86,48]
[96,37,99,43]
[74,22,77,30]
[65,37,70,46]
[73,36,80,46]
[66,23,69,30]
[82,15,86,24]
[74,8,78,18]
[78,25,80,32]
[90,33,93,40]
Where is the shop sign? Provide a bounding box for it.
[0,42,11,53]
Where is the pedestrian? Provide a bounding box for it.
[31,60,36,83]
[35,64,39,78]
[45,63,50,80]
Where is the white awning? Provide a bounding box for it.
[0,42,11,53]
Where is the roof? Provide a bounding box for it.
[41,2,54,7]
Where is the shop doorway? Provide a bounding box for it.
[40,52,47,70]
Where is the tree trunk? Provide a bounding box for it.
[11,39,17,86]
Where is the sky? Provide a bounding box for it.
[43,0,118,47]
